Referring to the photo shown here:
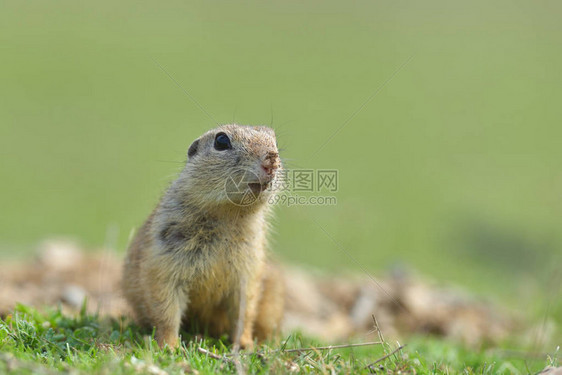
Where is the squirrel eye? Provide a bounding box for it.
[214,132,232,151]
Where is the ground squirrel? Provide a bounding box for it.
[122,124,285,349]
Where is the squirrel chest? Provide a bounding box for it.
[156,216,265,300]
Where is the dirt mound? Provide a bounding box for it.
[0,239,514,345]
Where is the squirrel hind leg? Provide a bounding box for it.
[254,263,285,342]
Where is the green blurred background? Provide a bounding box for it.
[1,0,560,320]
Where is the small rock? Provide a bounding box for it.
[62,284,87,308]
[36,239,83,272]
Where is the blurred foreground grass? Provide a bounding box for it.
[1,0,561,334]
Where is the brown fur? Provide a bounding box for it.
[122,125,284,349]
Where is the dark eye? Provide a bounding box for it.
[214,132,232,151]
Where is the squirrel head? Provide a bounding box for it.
[180,124,281,209]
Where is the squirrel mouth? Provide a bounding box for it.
[248,182,269,194]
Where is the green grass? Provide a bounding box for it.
[0,304,558,374]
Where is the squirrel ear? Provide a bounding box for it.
[187,139,199,158]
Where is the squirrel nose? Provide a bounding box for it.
[261,152,279,176]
